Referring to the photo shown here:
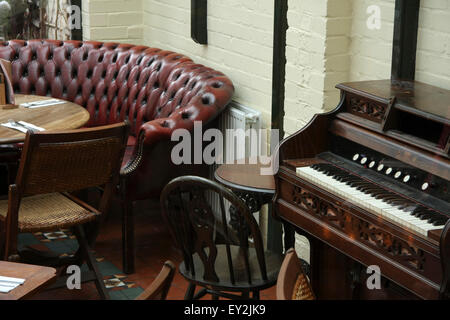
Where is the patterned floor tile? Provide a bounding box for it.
[17,229,145,299]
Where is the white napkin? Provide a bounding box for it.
[1,121,45,133]
[0,276,25,293]
[20,99,66,108]
[0,275,25,284]
[0,285,16,293]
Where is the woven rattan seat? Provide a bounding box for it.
[0,123,129,300]
[277,248,315,300]
[0,193,98,233]
[292,271,315,300]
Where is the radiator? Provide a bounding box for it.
[209,101,263,224]
[219,101,262,163]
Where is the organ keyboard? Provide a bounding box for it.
[296,162,447,238]
[273,80,450,300]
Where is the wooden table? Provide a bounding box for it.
[215,160,275,194]
[215,159,309,273]
[0,94,90,144]
[0,261,57,300]
[214,158,284,253]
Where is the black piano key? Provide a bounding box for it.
[432,218,448,226]
[428,216,444,224]
[402,205,418,213]
[418,213,435,220]
[307,162,448,232]
[412,207,429,216]
[374,193,395,199]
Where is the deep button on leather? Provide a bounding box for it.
[2,39,234,142]
[182,112,190,119]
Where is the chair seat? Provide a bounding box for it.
[292,272,315,300]
[0,193,99,233]
[179,245,284,291]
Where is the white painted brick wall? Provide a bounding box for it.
[349,0,450,91]
[284,0,352,136]
[82,0,143,44]
[284,0,450,136]
[141,0,274,128]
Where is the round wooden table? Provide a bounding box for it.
[0,94,90,143]
[214,160,275,195]
[214,158,284,253]
[215,158,308,272]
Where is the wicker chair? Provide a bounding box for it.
[160,176,284,300]
[135,260,175,300]
[0,122,129,299]
[276,248,315,300]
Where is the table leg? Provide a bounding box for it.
[283,222,296,251]
[267,204,283,254]
[228,191,284,254]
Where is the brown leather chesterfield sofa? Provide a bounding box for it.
[0,40,234,273]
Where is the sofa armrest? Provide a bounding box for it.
[120,109,215,179]
[142,75,234,141]
[121,71,233,193]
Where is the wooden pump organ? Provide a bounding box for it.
[273,0,450,299]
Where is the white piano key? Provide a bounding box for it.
[296,165,445,238]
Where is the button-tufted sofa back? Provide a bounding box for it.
[0,40,233,137]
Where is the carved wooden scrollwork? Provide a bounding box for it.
[357,221,425,271]
[291,186,345,229]
[229,191,268,239]
[188,188,219,282]
[348,96,386,121]
[291,185,426,272]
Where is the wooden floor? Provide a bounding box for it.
[31,198,277,300]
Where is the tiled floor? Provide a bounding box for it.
[31,198,277,300]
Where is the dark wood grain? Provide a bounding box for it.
[135,261,175,300]
[329,119,450,180]
[271,0,288,139]
[440,221,450,299]
[215,158,275,193]
[336,80,450,124]
[391,0,420,82]
[191,0,207,44]
[273,79,450,300]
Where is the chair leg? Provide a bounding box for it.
[185,283,196,300]
[0,222,5,258]
[252,290,260,300]
[73,225,110,300]
[6,162,18,186]
[122,198,135,274]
